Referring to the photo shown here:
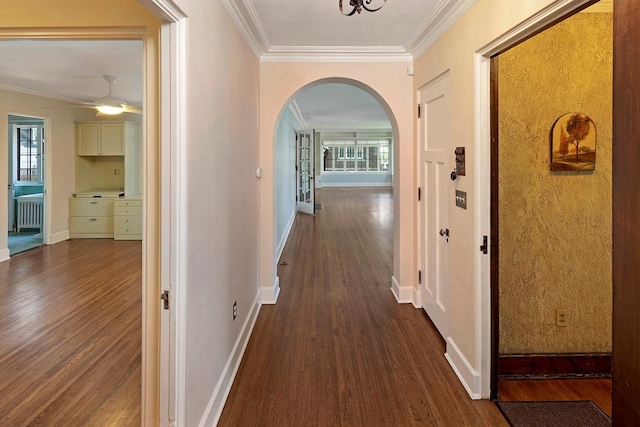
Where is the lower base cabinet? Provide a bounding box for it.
[69,196,142,240]
[69,197,115,238]
[114,199,142,240]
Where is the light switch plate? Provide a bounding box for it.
[455,190,467,209]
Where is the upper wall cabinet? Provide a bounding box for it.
[77,122,133,156]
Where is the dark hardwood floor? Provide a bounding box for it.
[219,187,508,426]
[0,239,141,426]
[499,378,612,417]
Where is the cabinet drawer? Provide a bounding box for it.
[114,216,142,234]
[114,199,142,208]
[114,206,142,216]
[69,198,114,216]
[69,216,114,233]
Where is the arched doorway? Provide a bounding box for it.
[261,74,411,305]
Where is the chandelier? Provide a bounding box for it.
[339,0,386,16]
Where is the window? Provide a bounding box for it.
[323,138,391,173]
[17,126,43,183]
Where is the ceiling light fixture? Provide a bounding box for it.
[339,0,386,16]
[96,103,126,115]
[95,75,127,115]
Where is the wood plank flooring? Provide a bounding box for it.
[0,239,141,426]
[499,378,612,417]
[219,187,508,426]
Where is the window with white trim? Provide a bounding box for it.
[16,126,43,183]
[323,139,391,172]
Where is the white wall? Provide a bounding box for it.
[275,107,298,261]
[171,0,261,424]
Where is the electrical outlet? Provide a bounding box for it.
[556,309,568,327]
[114,168,121,175]
[233,301,237,321]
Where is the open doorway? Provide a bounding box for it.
[490,0,612,416]
[273,82,394,265]
[0,36,148,424]
[7,114,45,255]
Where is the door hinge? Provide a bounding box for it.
[418,269,422,285]
[161,290,170,310]
[480,235,488,254]
[418,187,421,201]
[418,103,421,118]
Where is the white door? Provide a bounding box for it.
[297,131,315,215]
[419,74,451,338]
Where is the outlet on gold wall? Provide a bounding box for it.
[556,309,568,327]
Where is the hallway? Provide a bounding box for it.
[219,187,507,426]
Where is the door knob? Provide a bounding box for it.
[439,228,449,237]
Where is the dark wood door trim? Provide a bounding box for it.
[613,0,640,423]
[489,55,500,401]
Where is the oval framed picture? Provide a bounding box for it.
[550,112,596,171]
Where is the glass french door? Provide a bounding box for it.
[296,131,314,215]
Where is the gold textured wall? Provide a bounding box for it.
[498,13,612,354]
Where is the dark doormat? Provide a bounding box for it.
[496,401,611,427]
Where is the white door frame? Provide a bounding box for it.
[138,1,188,426]
[475,0,595,399]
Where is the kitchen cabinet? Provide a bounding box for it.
[69,196,115,238]
[77,122,129,156]
[114,198,142,240]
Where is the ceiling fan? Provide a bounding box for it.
[76,74,142,115]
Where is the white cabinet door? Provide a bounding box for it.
[77,123,101,155]
[100,123,125,155]
[77,123,125,156]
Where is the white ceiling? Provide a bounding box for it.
[292,83,391,131]
[0,39,143,106]
[222,0,476,60]
[253,0,439,48]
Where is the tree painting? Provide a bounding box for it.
[551,112,596,171]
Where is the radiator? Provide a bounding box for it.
[16,194,43,232]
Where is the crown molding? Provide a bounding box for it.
[406,0,477,59]
[243,0,271,47]
[222,0,478,62]
[218,0,268,59]
[0,82,85,104]
[262,46,413,63]
[288,100,308,130]
[138,0,186,22]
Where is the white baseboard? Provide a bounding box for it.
[261,276,280,304]
[48,230,70,245]
[0,248,10,263]
[412,287,422,309]
[444,337,481,400]
[199,292,262,427]
[276,211,296,263]
[321,182,392,188]
[391,275,413,303]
